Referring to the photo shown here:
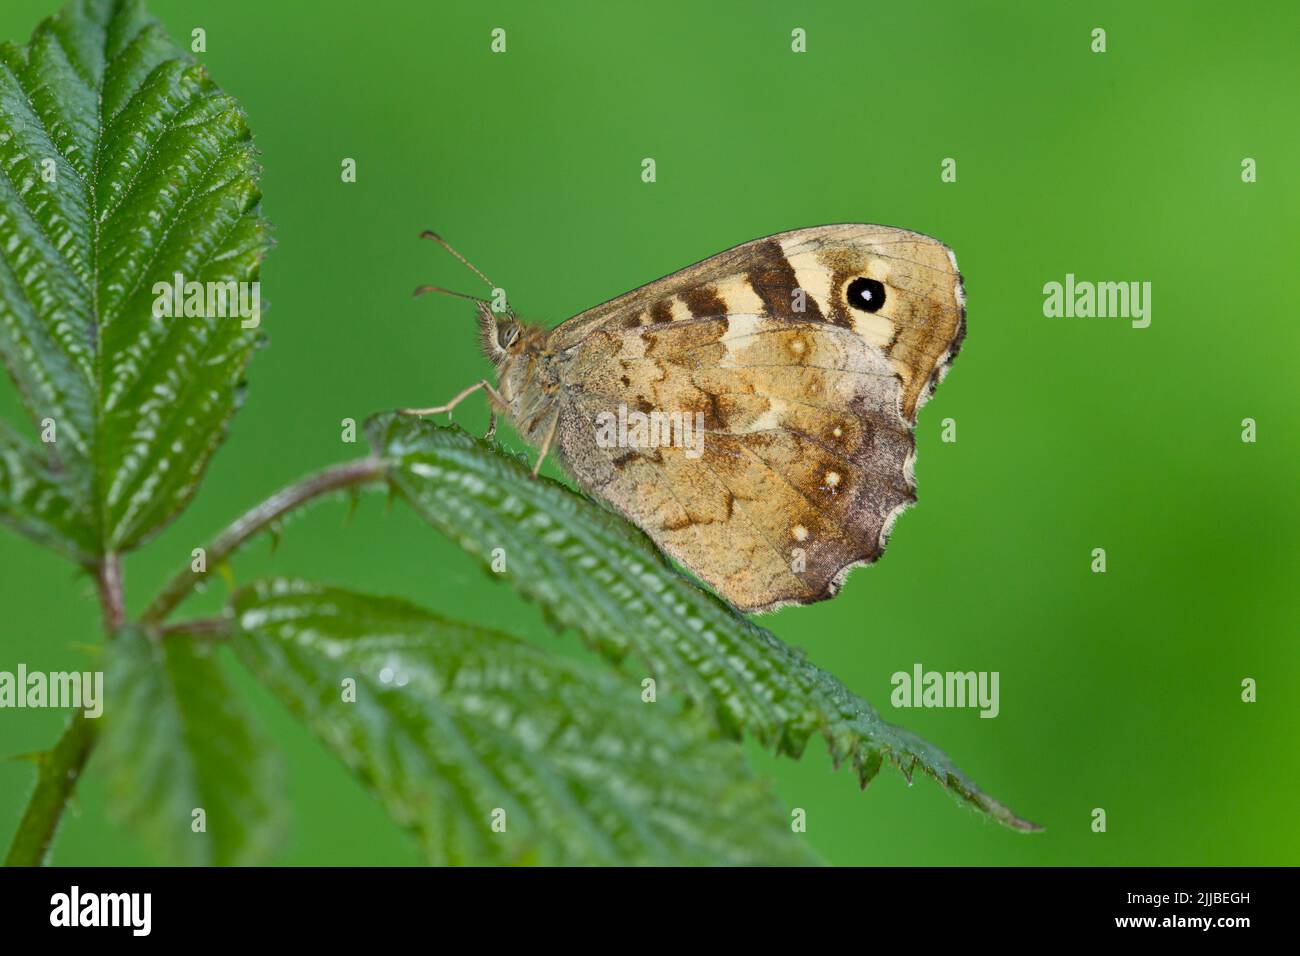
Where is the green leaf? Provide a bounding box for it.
[101,626,284,865]
[0,417,96,561]
[230,579,816,866]
[367,413,1040,832]
[0,0,271,556]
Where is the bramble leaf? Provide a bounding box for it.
[230,579,816,866]
[0,416,96,561]
[100,626,285,865]
[0,0,270,557]
[367,413,1039,832]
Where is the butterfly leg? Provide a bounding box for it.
[484,411,498,441]
[398,379,505,420]
[529,412,559,479]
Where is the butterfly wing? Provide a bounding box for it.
[546,224,965,613]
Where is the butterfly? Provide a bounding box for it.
[402,225,966,613]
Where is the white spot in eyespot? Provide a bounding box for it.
[792,524,809,542]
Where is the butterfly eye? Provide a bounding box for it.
[497,322,520,349]
[846,277,886,313]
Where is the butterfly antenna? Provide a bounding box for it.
[420,230,497,291]
[412,284,493,306]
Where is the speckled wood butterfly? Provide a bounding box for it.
[402,225,966,613]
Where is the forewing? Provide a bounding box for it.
[548,224,965,421]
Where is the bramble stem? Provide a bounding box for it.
[3,556,123,865]
[3,713,98,866]
[96,553,125,630]
[160,616,232,639]
[141,457,387,625]
[4,458,387,865]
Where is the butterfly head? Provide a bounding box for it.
[476,302,533,365]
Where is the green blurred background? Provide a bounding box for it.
[1,0,1296,865]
